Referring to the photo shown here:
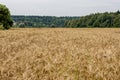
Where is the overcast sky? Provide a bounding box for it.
[0,0,120,16]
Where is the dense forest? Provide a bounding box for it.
[12,16,79,28]
[65,11,120,28]
[12,11,120,28]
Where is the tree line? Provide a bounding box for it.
[65,11,120,28]
[13,11,120,28]
[12,16,79,28]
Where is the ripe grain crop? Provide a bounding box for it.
[0,28,120,80]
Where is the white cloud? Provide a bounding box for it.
[0,0,120,16]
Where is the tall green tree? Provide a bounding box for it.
[0,4,13,29]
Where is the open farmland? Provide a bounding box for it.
[0,28,120,80]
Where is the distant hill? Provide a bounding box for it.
[65,11,120,28]
[12,11,120,28]
[12,16,79,28]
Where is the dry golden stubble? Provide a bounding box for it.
[0,28,120,80]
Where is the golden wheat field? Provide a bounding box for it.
[0,28,120,80]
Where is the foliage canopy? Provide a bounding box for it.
[65,11,120,28]
[0,4,13,29]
